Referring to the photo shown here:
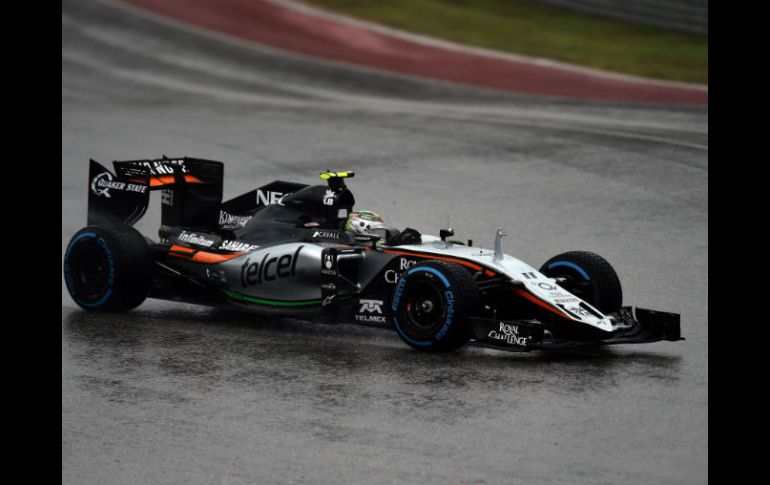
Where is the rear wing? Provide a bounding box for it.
[87,157,223,227]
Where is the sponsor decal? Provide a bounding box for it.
[321,282,336,291]
[384,258,417,284]
[256,189,288,206]
[322,295,336,307]
[178,232,215,247]
[487,322,529,346]
[134,159,189,175]
[391,277,407,312]
[521,272,538,280]
[219,211,252,228]
[323,189,335,206]
[90,172,147,198]
[435,291,454,341]
[537,282,557,291]
[205,268,228,284]
[304,221,320,228]
[218,240,259,252]
[161,189,174,206]
[355,299,387,323]
[553,297,580,303]
[241,246,303,287]
[313,230,339,240]
[321,252,337,276]
[567,306,593,318]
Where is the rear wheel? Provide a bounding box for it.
[63,225,153,312]
[540,251,622,314]
[390,260,480,352]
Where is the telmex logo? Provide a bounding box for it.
[355,299,387,323]
[359,299,383,314]
[257,190,288,206]
[241,246,303,286]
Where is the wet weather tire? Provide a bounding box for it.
[63,225,153,312]
[540,251,622,314]
[390,260,480,352]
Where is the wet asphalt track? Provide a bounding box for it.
[62,1,708,483]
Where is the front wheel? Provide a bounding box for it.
[63,225,153,312]
[539,251,622,314]
[390,260,480,352]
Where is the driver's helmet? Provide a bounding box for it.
[344,210,386,235]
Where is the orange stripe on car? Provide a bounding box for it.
[168,245,243,263]
[190,251,242,264]
[510,287,568,318]
[148,174,204,187]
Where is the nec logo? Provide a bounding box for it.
[359,299,383,314]
[256,190,288,206]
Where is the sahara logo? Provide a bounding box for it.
[355,299,387,323]
[219,240,259,252]
[241,246,303,286]
[91,172,147,198]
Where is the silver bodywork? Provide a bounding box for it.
[188,234,614,332]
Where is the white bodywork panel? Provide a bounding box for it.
[399,236,615,332]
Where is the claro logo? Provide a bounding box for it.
[241,246,303,286]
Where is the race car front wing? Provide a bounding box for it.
[468,307,682,352]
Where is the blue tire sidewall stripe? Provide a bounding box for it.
[407,266,451,287]
[391,265,453,347]
[64,231,115,308]
[547,261,590,280]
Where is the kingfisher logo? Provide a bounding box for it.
[241,246,303,286]
[355,299,387,323]
[219,211,251,228]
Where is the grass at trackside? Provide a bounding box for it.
[301,0,708,84]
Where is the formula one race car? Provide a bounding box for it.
[63,157,682,352]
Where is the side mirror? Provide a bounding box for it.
[440,228,454,242]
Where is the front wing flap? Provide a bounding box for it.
[467,307,682,352]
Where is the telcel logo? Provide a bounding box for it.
[241,246,303,286]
